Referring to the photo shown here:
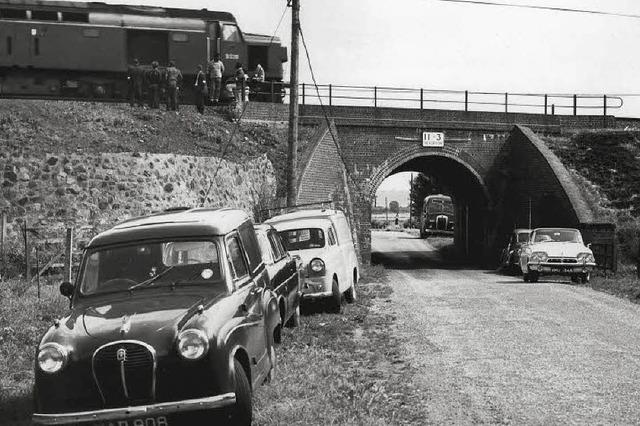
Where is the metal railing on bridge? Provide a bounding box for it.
[252,82,624,116]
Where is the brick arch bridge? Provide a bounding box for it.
[247,103,612,264]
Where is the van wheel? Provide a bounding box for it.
[285,305,300,328]
[344,280,356,304]
[331,277,343,313]
[230,359,252,426]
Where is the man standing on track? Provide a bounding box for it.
[165,60,183,111]
[146,61,162,109]
[127,58,144,107]
[206,53,225,104]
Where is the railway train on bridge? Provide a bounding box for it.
[0,0,288,103]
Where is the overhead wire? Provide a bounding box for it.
[200,3,290,207]
[299,24,357,184]
[427,0,640,19]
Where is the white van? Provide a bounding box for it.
[265,209,359,312]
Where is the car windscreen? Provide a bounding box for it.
[533,229,582,243]
[79,240,224,295]
[279,228,325,251]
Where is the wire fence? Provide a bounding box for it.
[0,212,96,297]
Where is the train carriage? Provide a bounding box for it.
[0,0,287,103]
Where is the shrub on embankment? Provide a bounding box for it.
[545,130,640,265]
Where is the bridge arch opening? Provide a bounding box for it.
[369,153,492,264]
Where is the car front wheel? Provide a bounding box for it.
[580,272,590,284]
[230,359,252,426]
[285,305,300,328]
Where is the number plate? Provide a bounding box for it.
[92,416,168,426]
[550,268,565,273]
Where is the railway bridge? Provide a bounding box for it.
[246,99,618,265]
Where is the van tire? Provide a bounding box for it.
[331,277,343,313]
[344,274,357,304]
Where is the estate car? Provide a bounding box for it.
[32,208,279,426]
[254,223,302,343]
[265,209,359,313]
[519,227,596,283]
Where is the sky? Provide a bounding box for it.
[83,0,640,195]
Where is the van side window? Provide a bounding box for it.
[328,227,337,246]
[335,216,352,244]
[269,232,287,260]
[226,235,248,281]
[256,232,274,265]
[238,224,262,273]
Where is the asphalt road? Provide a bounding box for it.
[371,230,640,425]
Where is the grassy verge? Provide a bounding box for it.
[0,277,67,425]
[583,269,640,303]
[253,265,428,425]
[0,265,426,425]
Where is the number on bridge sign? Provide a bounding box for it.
[422,132,445,147]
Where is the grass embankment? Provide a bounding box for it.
[0,278,67,426]
[544,131,640,301]
[0,266,425,425]
[0,100,317,197]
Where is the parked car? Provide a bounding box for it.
[32,208,279,426]
[519,227,596,283]
[254,223,302,343]
[265,209,359,313]
[499,228,532,273]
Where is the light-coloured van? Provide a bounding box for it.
[265,209,359,312]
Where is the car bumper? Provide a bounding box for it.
[301,275,332,298]
[32,393,236,425]
[527,262,596,274]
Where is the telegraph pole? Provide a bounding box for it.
[286,0,300,207]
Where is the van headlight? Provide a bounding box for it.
[37,343,69,374]
[309,258,325,275]
[177,329,209,360]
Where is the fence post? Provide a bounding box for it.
[420,88,424,110]
[603,95,607,128]
[23,220,30,280]
[374,86,377,108]
[0,211,6,277]
[573,94,577,116]
[302,83,305,105]
[65,227,73,283]
[36,245,40,299]
[329,84,332,107]
[465,90,469,112]
[544,94,548,115]
[504,93,508,113]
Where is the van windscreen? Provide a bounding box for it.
[279,228,325,251]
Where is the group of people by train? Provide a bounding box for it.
[126,55,266,114]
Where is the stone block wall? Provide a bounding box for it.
[0,151,276,272]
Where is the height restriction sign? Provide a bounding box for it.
[422,132,445,147]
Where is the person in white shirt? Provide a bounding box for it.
[206,53,225,103]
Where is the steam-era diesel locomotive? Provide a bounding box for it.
[0,0,288,103]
